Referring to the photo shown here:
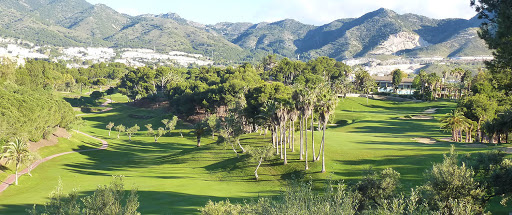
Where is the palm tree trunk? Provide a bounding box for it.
[272,127,276,148]
[311,112,316,162]
[108,130,111,136]
[284,125,288,165]
[305,116,309,170]
[321,123,326,173]
[300,115,304,160]
[280,124,284,160]
[196,136,201,147]
[276,126,280,155]
[15,163,19,185]
[288,120,292,150]
[292,120,295,152]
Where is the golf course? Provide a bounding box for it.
[1,93,507,214]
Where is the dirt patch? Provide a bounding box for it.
[28,128,71,152]
[440,138,453,142]
[413,138,437,144]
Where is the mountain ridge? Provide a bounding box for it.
[0,1,491,62]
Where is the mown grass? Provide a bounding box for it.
[0,96,510,214]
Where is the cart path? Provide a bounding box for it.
[0,130,108,193]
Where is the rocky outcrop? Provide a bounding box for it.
[371,32,431,55]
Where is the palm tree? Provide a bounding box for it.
[126,124,140,141]
[315,85,338,173]
[441,110,468,142]
[106,122,114,136]
[277,106,289,164]
[194,120,207,147]
[114,124,126,139]
[303,88,317,168]
[292,87,306,161]
[1,138,31,185]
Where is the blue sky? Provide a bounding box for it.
[85,0,478,25]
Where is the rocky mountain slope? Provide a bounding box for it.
[0,0,491,62]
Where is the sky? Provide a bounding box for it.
[85,0,478,25]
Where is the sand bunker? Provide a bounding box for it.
[423,108,438,114]
[413,138,437,144]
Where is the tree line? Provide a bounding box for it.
[440,0,512,144]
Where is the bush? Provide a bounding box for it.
[90,91,104,100]
[28,176,140,215]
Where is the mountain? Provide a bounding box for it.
[0,0,491,62]
[58,4,130,39]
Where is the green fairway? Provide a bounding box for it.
[0,97,509,214]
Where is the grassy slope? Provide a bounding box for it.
[0,96,510,214]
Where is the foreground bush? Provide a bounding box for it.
[28,176,140,215]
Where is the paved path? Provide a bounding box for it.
[0,131,108,193]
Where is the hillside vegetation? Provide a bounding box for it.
[0,1,491,62]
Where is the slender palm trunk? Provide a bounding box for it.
[292,120,295,152]
[300,115,304,160]
[321,123,326,173]
[305,116,309,170]
[284,124,288,165]
[15,163,19,185]
[196,136,201,147]
[108,129,111,136]
[311,112,316,162]
[288,120,292,150]
[280,124,284,160]
[272,127,276,148]
[117,132,120,139]
[276,126,280,155]
[129,135,132,141]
